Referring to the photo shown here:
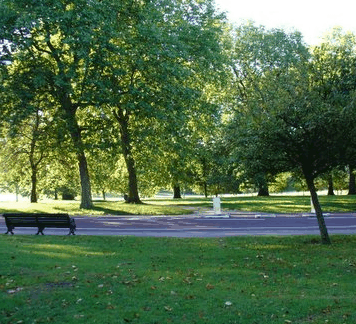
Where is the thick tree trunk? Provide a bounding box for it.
[256,174,269,196]
[304,170,331,244]
[327,175,335,196]
[173,185,182,199]
[257,186,269,196]
[113,109,141,204]
[49,40,93,209]
[63,106,93,209]
[77,152,93,209]
[348,166,356,195]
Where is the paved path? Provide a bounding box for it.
[1,212,356,237]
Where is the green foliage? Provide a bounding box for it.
[0,0,229,205]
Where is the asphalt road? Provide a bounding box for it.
[1,212,356,237]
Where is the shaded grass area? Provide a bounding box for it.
[1,235,356,323]
[1,195,355,216]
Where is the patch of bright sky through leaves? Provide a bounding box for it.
[214,0,356,45]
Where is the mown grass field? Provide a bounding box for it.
[152,194,356,214]
[0,194,356,215]
[1,235,356,323]
[0,199,190,216]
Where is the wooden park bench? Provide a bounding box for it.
[2,213,76,235]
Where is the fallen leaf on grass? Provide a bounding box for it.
[106,304,115,310]
[184,295,196,300]
[206,283,215,290]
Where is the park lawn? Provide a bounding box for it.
[151,194,356,214]
[0,200,192,216]
[1,194,356,216]
[1,235,356,324]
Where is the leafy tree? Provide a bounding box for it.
[313,28,356,196]
[0,0,123,208]
[93,0,228,203]
[226,23,356,244]
[227,23,309,196]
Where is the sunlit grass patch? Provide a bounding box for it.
[0,199,192,216]
[1,194,355,216]
[149,194,356,214]
[1,235,356,323]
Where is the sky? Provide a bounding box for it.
[214,0,356,45]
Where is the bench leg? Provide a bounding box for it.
[36,227,45,235]
[68,221,76,235]
[5,227,14,235]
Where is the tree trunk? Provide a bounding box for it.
[49,39,93,209]
[29,112,40,203]
[327,175,335,196]
[256,174,269,196]
[348,166,356,195]
[204,182,208,198]
[304,170,331,244]
[63,106,93,209]
[77,152,93,209]
[113,109,141,204]
[173,185,182,199]
[257,186,269,196]
[30,168,37,203]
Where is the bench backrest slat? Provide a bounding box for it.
[3,213,71,225]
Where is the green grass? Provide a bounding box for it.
[0,200,192,216]
[1,194,356,216]
[1,235,356,323]
[151,194,356,214]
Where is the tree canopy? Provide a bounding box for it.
[1,2,356,245]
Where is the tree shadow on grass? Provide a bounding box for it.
[90,205,135,216]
